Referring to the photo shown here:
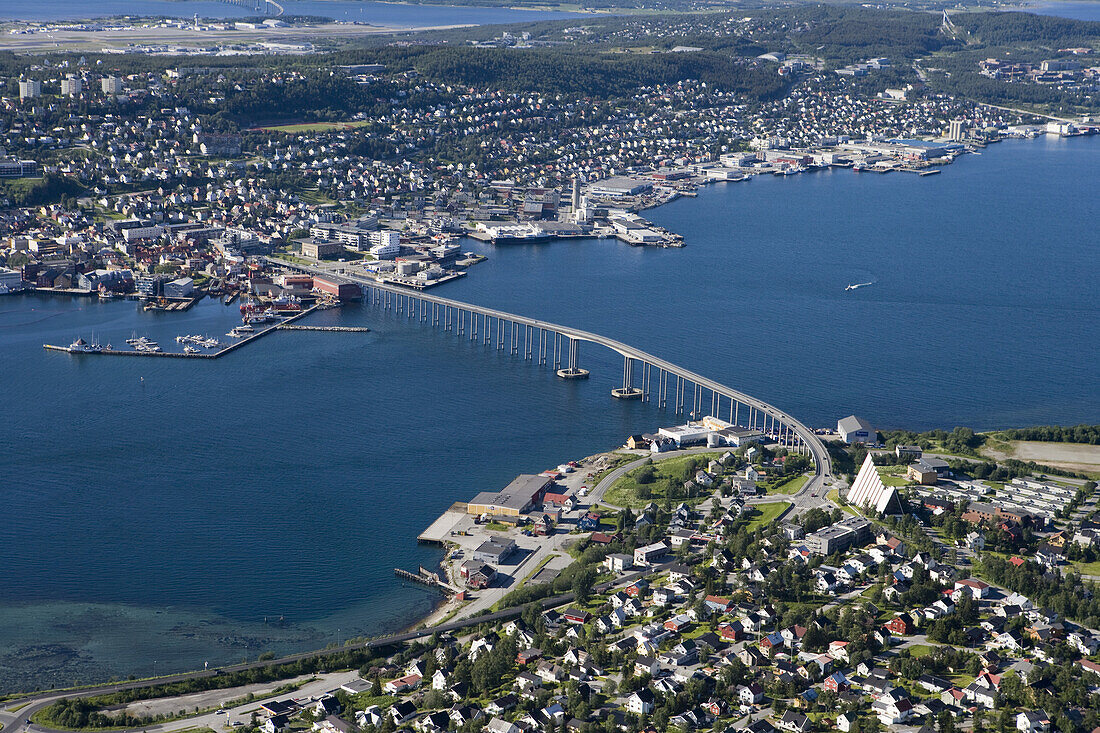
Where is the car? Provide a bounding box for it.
[216,710,229,715]
[811,492,817,497]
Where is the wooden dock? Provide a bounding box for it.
[394,566,459,594]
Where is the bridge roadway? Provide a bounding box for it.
[278,259,833,484]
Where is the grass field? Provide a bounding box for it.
[876,467,912,487]
[744,501,791,531]
[908,643,936,658]
[260,119,374,133]
[602,453,721,509]
[767,474,809,495]
[1069,560,1100,576]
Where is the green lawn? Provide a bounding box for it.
[828,489,860,515]
[261,119,374,133]
[744,501,791,531]
[767,474,809,495]
[876,467,912,487]
[1069,560,1100,575]
[602,453,722,509]
[908,643,936,658]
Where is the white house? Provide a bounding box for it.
[626,689,656,715]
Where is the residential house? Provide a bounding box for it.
[626,689,657,715]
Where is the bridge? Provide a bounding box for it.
[217,0,284,16]
[277,260,833,481]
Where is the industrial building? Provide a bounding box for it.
[587,177,652,197]
[467,474,553,517]
[163,277,194,299]
[837,415,875,444]
[312,276,362,301]
[472,537,518,564]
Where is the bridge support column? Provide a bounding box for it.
[642,362,650,403]
[539,329,546,366]
[612,356,642,399]
[556,337,589,379]
[553,332,561,370]
[524,325,532,361]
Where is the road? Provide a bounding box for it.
[0,558,681,733]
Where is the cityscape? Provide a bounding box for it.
[0,2,1099,733]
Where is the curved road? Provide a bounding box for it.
[2,558,681,733]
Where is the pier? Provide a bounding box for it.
[273,258,832,476]
[44,304,331,359]
[276,324,370,332]
[394,566,456,593]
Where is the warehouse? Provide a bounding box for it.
[312,276,362,301]
[588,177,651,197]
[473,537,517,564]
[163,277,194,299]
[467,474,553,517]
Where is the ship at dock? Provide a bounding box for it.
[475,223,553,245]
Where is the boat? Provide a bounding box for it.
[69,337,102,353]
[200,337,220,348]
[270,293,302,313]
[183,345,200,354]
[227,324,255,338]
[845,282,874,291]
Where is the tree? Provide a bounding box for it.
[572,566,596,604]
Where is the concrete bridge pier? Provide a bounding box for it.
[612,355,643,399]
[556,336,589,379]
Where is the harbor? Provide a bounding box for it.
[40,302,370,359]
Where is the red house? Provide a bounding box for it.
[886,615,913,635]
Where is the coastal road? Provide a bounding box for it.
[0,560,679,733]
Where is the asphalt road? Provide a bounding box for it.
[1,560,678,733]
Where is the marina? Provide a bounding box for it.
[43,303,330,359]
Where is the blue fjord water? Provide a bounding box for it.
[0,135,1097,690]
[0,0,584,25]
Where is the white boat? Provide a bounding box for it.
[845,281,874,291]
[184,345,200,354]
